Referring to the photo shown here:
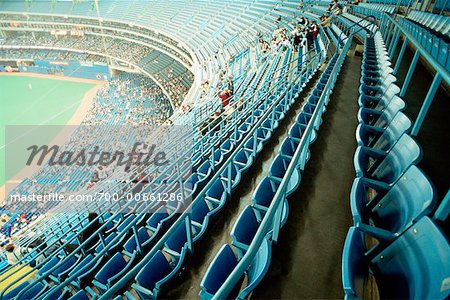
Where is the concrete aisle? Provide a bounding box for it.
[252,52,361,299]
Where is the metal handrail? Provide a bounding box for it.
[381,13,450,84]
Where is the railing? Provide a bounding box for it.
[212,31,354,300]
[378,13,450,136]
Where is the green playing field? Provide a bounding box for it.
[0,75,96,187]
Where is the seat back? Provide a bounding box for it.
[95,232,117,253]
[239,237,272,299]
[206,178,225,200]
[190,198,211,224]
[165,222,187,254]
[269,155,289,179]
[371,217,450,299]
[21,282,45,300]
[95,252,127,284]
[39,256,60,276]
[147,206,170,230]
[231,206,259,248]
[372,112,411,151]
[136,250,172,290]
[372,134,421,183]
[341,227,369,298]
[69,254,94,277]
[124,227,151,254]
[200,244,238,295]
[372,165,435,233]
[52,254,78,277]
[253,177,279,209]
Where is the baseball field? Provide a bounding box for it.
[0,73,103,198]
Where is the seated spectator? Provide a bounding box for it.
[227,77,234,94]
[5,243,32,265]
[332,0,343,15]
[298,17,309,28]
[320,15,332,28]
[218,88,232,108]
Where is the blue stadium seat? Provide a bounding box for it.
[342,217,450,299]
[355,111,412,151]
[197,161,213,190]
[354,134,421,184]
[190,198,212,242]
[123,227,151,256]
[220,164,241,191]
[146,206,171,233]
[237,237,272,299]
[233,149,253,176]
[252,177,281,212]
[164,222,188,257]
[49,254,80,283]
[93,252,137,293]
[19,282,46,300]
[357,96,406,127]
[131,250,173,299]
[269,155,301,196]
[230,205,260,253]
[204,178,227,213]
[350,165,435,240]
[199,244,243,299]
[68,254,104,289]
[4,282,29,300]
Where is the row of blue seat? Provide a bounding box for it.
[0,22,308,298]
[358,3,396,14]
[399,17,450,70]
[366,0,409,6]
[342,29,450,299]
[407,10,450,38]
[199,39,349,298]
[124,46,321,300]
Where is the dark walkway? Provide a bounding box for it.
[252,52,361,299]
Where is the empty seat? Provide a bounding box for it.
[351,165,435,240]
[342,217,450,299]
[146,206,171,233]
[204,178,227,212]
[199,244,243,299]
[355,111,412,151]
[190,198,211,241]
[230,205,260,252]
[269,155,301,196]
[123,227,151,256]
[93,251,136,293]
[354,134,421,184]
[131,250,174,299]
